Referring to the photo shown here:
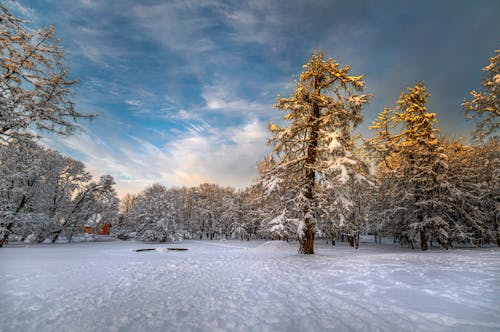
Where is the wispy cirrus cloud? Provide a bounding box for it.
[42,118,269,197]
[128,1,223,54]
[5,1,35,20]
[201,83,271,118]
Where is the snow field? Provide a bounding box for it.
[1,240,499,332]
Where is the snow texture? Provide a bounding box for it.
[1,240,499,331]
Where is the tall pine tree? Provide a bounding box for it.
[261,51,369,254]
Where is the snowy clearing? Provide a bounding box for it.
[1,240,499,332]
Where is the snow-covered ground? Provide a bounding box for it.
[1,240,499,332]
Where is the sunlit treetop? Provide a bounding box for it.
[463,50,499,140]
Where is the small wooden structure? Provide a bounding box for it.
[98,223,111,235]
[84,223,112,235]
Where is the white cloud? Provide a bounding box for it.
[128,2,222,54]
[71,38,125,68]
[124,99,142,107]
[201,83,271,118]
[43,119,269,198]
[6,0,36,20]
[164,119,269,188]
[76,0,101,8]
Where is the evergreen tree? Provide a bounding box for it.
[462,50,499,140]
[369,83,453,250]
[261,51,369,254]
[443,140,494,246]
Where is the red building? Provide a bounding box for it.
[98,223,111,235]
[84,223,112,235]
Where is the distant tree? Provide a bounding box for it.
[341,149,373,248]
[262,211,297,241]
[185,183,235,240]
[51,175,119,242]
[261,51,369,254]
[240,183,268,240]
[366,107,405,243]
[482,139,500,247]
[462,50,499,140]
[83,176,119,236]
[220,191,245,239]
[120,193,138,215]
[0,4,94,143]
[442,140,495,246]
[129,184,178,242]
[115,193,138,238]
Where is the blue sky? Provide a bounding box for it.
[10,0,500,196]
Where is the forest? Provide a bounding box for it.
[0,4,498,253]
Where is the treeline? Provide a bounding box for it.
[115,134,498,249]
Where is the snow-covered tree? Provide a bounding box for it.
[261,51,369,254]
[239,183,269,240]
[120,193,138,215]
[220,190,245,239]
[443,140,495,246]
[262,211,297,241]
[10,213,61,243]
[41,152,90,222]
[366,107,405,242]
[462,50,499,140]
[51,175,119,242]
[0,140,46,246]
[82,175,119,237]
[115,193,138,238]
[0,139,117,245]
[314,157,372,248]
[369,83,453,250]
[182,183,235,240]
[0,4,94,143]
[483,139,500,247]
[128,184,178,242]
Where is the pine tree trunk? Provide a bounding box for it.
[299,219,315,254]
[496,220,500,247]
[495,200,500,247]
[299,188,315,254]
[420,226,429,251]
[298,102,320,255]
